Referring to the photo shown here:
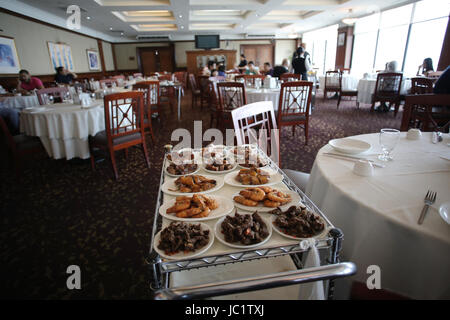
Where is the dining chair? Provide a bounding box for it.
[324,71,341,100]
[88,91,150,180]
[197,75,211,109]
[234,74,265,86]
[411,77,434,94]
[36,87,69,105]
[0,116,45,177]
[206,80,220,128]
[216,82,247,131]
[370,72,403,116]
[277,81,313,145]
[174,71,187,92]
[337,74,358,109]
[400,94,450,133]
[280,73,302,81]
[188,74,201,109]
[132,81,160,142]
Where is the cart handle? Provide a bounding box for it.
[154,261,356,300]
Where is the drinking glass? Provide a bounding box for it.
[48,95,54,105]
[379,129,400,161]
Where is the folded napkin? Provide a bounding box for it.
[297,238,325,300]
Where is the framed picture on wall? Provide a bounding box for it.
[338,33,346,47]
[0,36,21,74]
[47,42,75,72]
[86,50,100,71]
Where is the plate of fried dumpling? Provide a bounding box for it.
[162,174,224,196]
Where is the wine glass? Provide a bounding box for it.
[378,129,400,161]
[48,94,54,105]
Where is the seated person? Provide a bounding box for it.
[201,64,211,76]
[272,59,290,78]
[417,58,434,77]
[217,65,226,77]
[17,69,44,94]
[55,67,77,84]
[262,62,273,76]
[245,61,260,75]
[433,66,450,94]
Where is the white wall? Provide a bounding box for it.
[102,41,115,71]
[0,12,102,75]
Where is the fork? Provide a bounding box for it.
[417,190,437,225]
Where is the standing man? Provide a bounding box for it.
[292,47,311,80]
[238,54,248,73]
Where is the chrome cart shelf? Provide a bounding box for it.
[148,147,356,300]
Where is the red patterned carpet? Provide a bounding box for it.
[0,91,401,299]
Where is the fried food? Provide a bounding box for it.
[271,206,325,238]
[167,163,198,175]
[233,195,258,207]
[166,194,218,219]
[234,187,293,208]
[239,187,265,202]
[158,222,209,255]
[221,212,269,245]
[171,175,217,193]
[235,168,270,185]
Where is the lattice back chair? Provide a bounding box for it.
[216,82,247,131]
[371,72,403,116]
[324,71,341,99]
[234,74,265,87]
[278,81,313,145]
[231,101,280,166]
[400,94,450,133]
[206,80,220,127]
[0,116,45,177]
[36,87,69,105]
[133,81,161,142]
[411,77,434,94]
[174,71,187,90]
[198,75,211,109]
[280,73,302,81]
[189,74,201,109]
[89,91,150,180]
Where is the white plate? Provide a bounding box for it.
[214,214,272,249]
[232,190,302,213]
[328,138,371,155]
[270,214,329,240]
[159,195,235,222]
[202,163,237,174]
[223,169,283,188]
[161,174,224,196]
[166,148,201,165]
[237,163,270,170]
[165,163,200,177]
[439,202,450,225]
[153,222,214,260]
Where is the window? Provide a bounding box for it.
[302,24,338,75]
[351,0,449,77]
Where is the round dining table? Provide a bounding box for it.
[246,88,280,111]
[0,94,40,109]
[357,78,412,104]
[306,132,450,299]
[20,100,105,160]
[318,74,359,91]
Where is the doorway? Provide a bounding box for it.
[137,45,175,74]
[241,44,274,69]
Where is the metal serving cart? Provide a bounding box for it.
[149,147,356,300]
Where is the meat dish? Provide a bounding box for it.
[166,194,219,218]
[220,212,269,245]
[271,206,325,238]
[157,222,210,255]
[233,186,292,208]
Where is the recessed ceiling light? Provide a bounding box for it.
[121,32,124,35]
[86,16,91,20]
[109,27,113,30]
[181,26,184,29]
[179,14,182,18]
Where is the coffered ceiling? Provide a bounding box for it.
[10,0,417,41]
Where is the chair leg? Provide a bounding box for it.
[141,138,151,169]
[370,101,376,112]
[394,103,399,117]
[125,148,129,159]
[337,94,341,109]
[304,124,309,145]
[109,149,119,180]
[292,125,295,137]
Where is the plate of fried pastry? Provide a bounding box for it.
[160,194,234,221]
[162,174,224,196]
[232,187,301,212]
[224,167,283,187]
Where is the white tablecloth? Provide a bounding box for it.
[319,74,359,91]
[306,132,450,299]
[246,88,280,111]
[0,95,40,109]
[20,100,105,160]
[357,78,412,104]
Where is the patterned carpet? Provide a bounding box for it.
[0,91,401,299]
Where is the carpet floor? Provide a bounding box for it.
[0,91,401,299]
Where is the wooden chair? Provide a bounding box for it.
[206,80,220,127]
[323,71,341,99]
[411,77,434,94]
[89,91,150,180]
[36,87,69,105]
[189,74,201,109]
[234,74,265,86]
[280,73,302,81]
[277,81,313,145]
[370,72,403,116]
[216,82,247,131]
[197,75,211,109]
[0,116,45,177]
[337,73,358,109]
[401,94,450,133]
[231,101,280,166]
[132,81,160,142]
[174,71,188,91]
